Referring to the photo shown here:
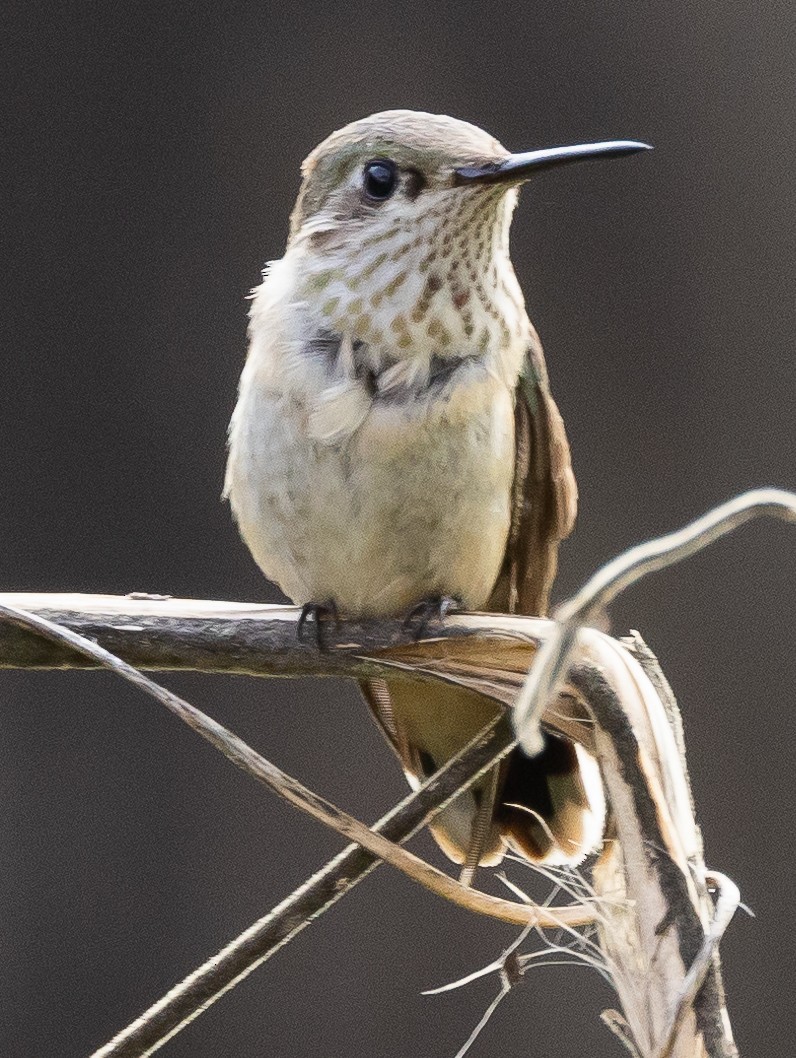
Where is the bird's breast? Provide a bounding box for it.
[226,347,517,617]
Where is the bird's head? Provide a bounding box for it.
[279,110,649,361]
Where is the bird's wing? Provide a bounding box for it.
[487,327,578,618]
[481,331,602,868]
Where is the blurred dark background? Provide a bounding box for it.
[2,1,794,1055]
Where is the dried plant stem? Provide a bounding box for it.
[0,601,587,929]
[90,720,532,1058]
[574,659,736,1058]
[505,489,794,1058]
[515,487,796,753]
[0,593,550,675]
[2,488,787,1058]
[654,872,740,1058]
[0,600,586,1058]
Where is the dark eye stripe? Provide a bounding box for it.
[403,167,427,200]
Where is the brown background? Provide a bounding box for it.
[2,1,794,1056]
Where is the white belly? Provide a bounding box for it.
[226,365,515,617]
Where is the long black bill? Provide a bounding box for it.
[454,140,652,186]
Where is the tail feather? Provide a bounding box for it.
[362,678,605,867]
[497,736,606,865]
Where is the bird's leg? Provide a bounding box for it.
[297,600,341,651]
[403,594,464,641]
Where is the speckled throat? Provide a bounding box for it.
[291,183,532,378]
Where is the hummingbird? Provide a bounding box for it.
[225,110,649,873]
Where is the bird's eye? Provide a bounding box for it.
[363,159,397,201]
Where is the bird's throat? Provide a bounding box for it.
[289,188,531,379]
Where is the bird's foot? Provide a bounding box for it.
[297,600,341,651]
[403,594,463,640]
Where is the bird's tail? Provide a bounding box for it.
[361,678,605,866]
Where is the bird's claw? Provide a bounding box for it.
[297,600,341,651]
[403,594,463,640]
